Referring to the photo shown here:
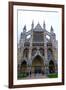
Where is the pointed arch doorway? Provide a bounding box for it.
[32,55,44,75]
[20,60,27,72]
[49,60,55,73]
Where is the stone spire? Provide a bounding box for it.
[23,25,26,33]
[43,21,46,30]
[31,20,34,29]
[50,25,56,41]
[23,25,26,41]
[50,25,54,33]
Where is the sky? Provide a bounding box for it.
[17,8,60,42]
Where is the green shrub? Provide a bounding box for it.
[48,73,58,78]
[18,72,28,79]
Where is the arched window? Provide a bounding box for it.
[23,48,29,58]
[39,48,44,56]
[32,48,37,56]
[47,48,53,60]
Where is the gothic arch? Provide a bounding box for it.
[48,48,53,52]
[39,48,44,56]
[49,60,55,73]
[20,60,27,72]
[32,48,37,56]
[23,48,29,58]
[47,48,53,60]
[32,55,44,74]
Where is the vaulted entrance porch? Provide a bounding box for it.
[32,55,44,77]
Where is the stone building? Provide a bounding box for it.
[17,21,58,77]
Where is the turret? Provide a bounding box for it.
[50,25,56,40]
[50,26,56,47]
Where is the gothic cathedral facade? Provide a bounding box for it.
[17,21,58,78]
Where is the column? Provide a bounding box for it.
[53,47,58,73]
[28,47,32,64]
[44,44,49,75]
[44,33,49,75]
[28,32,33,75]
[18,40,24,72]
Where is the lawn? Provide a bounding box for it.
[17,72,29,79]
[47,73,58,78]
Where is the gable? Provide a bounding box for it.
[34,23,43,31]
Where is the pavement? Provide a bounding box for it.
[26,73,47,79]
